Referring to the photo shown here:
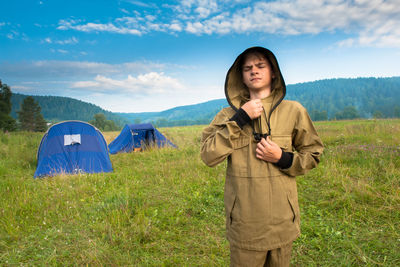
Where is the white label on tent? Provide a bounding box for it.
[64,134,81,146]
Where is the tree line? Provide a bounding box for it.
[11,93,126,126]
[124,77,400,126]
[2,77,400,131]
[0,80,17,131]
[1,80,120,132]
[1,80,55,132]
[286,77,400,120]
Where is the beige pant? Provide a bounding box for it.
[230,242,293,267]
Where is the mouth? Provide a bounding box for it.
[250,78,261,82]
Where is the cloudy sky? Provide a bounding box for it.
[1,0,400,112]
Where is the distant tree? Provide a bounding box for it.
[134,118,141,124]
[90,113,107,130]
[334,106,360,120]
[103,120,119,131]
[155,118,168,127]
[89,113,120,131]
[0,80,17,131]
[17,96,47,131]
[310,109,328,121]
[373,111,383,119]
[394,106,400,118]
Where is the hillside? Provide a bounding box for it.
[116,99,228,127]
[285,77,400,119]
[119,77,400,126]
[10,93,127,126]
[9,77,400,126]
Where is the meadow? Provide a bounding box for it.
[0,119,399,266]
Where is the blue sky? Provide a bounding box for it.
[1,0,399,112]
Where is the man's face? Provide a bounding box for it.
[242,53,274,94]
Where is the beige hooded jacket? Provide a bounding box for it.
[201,47,324,251]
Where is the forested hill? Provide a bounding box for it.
[9,77,400,126]
[116,99,229,126]
[119,77,400,126]
[285,77,400,120]
[10,93,127,126]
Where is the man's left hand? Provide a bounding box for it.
[256,136,282,163]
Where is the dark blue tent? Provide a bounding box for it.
[108,123,176,154]
[34,121,113,178]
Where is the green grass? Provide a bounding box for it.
[0,120,399,266]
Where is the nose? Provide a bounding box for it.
[250,67,258,75]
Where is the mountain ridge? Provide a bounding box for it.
[10,76,400,127]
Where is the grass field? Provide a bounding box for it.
[0,119,399,266]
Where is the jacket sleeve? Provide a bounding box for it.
[280,105,324,177]
[201,109,248,167]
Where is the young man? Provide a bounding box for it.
[201,47,324,267]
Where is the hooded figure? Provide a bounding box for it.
[201,47,324,266]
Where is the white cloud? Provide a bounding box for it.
[6,30,20,39]
[71,72,184,95]
[122,0,156,8]
[184,0,400,47]
[74,81,224,112]
[145,15,156,21]
[120,8,130,14]
[58,20,142,35]
[0,60,181,81]
[169,23,182,32]
[72,80,99,88]
[55,36,78,45]
[55,0,400,48]
[337,38,355,48]
[2,59,200,112]
[193,0,219,18]
[49,48,69,54]
[10,85,31,91]
[186,22,203,34]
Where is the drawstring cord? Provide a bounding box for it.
[252,93,276,142]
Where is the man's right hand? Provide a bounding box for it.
[241,99,263,119]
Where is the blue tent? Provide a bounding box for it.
[34,121,113,178]
[108,123,176,154]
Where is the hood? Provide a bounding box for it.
[224,46,286,112]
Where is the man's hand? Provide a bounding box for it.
[256,136,282,163]
[241,99,263,119]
